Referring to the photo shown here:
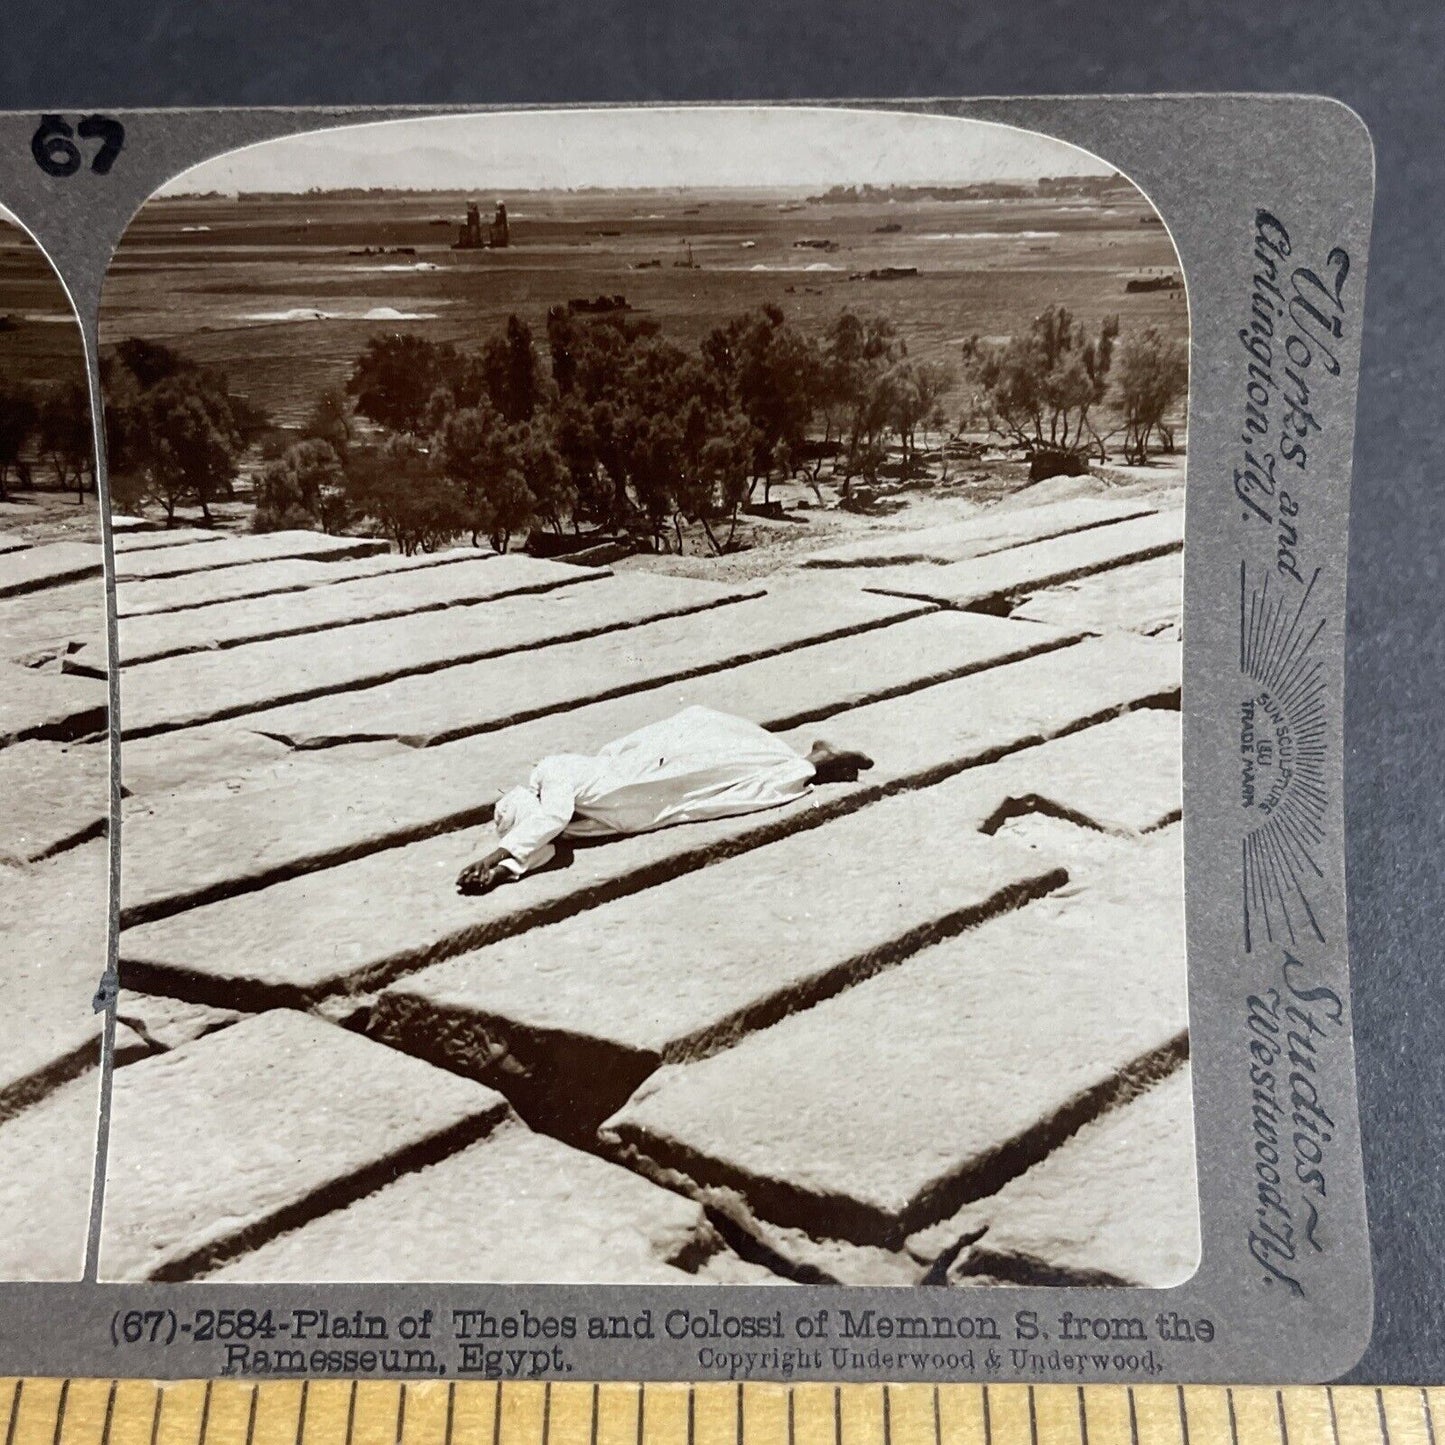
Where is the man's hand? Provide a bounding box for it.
[456,856,512,896]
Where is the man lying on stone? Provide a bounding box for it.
[455,704,873,894]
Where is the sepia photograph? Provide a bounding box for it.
[0,204,108,1282]
[38,107,1196,1288]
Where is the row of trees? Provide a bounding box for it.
[91,299,1187,553]
[962,308,1188,469]
[0,376,94,503]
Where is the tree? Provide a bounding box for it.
[342,435,464,555]
[346,334,457,435]
[37,383,93,503]
[703,305,819,502]
[821,311,902,494]
[0,383,38,501]
[886,358,954,467]
[102,342,267,523]
[126,373,249,524]
[481,315,547,423]
[299,386,354,462]
[1112,327,1189,464]
[254,437,350,533]
[961,304,1118,463]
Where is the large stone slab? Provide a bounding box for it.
[601,830,1188,1247]
[118,610,1073,921]
[85,551,599,670]
[1012,552,1183,639]
[0,542,103,598]
[116,571,740,737]
[0,1071,100,1280]
[111,528,224,553]
[804,497,1156,568]
[210,1118,725,1283]
[0,842,109,1121]
[0,739,109,863]
[98,1009,511,1281]
[111,530,388,582]
[373,784,1064,1140]
[115,545,497,617]
[246,577,927,749]
[119,634,1179,1004]
[934,1065,1199,1288]
[0,661,106,747]
[859,510,1183,612]
[0,583,102,666]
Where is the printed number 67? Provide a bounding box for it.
[32,114,125,177]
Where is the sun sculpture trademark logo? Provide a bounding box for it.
[1238,561,1328,952]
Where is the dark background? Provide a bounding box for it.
[0,0,1439,1384]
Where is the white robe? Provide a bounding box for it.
[493,706,815,876]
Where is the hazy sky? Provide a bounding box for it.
[158,107,1114,197]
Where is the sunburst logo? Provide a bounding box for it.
[1239,562,1327,952]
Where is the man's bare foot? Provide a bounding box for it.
[806,740,875,784]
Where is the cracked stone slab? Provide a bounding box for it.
[112,530,389,583]
[0,1071,100,1280]
[210,1118,726,1283]
[119,726,307,798]
[0,842,109,1121]
[118,610,1071,922]
[116,549,486,618]
[115,992,243,1055]
[0,661,107,747]
[1012,552,1183,640]
[372,789,1063,1139]
[927,1065,1199,1288]
[111,528,225,553]
[98,1009,512,1282]
[0,586,101,667]
[119,634,1177,1005]
[804,497,1156,568]
[245,577,927,750]
[601,829,1188,1248]
[859,511,1183,611]
[975,707,1181,836]
[0,739,110,863]
[83,551,600,671]
[115,570,734,738]
[0,542,104,598]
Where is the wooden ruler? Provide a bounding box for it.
[2,1382,1441,1445]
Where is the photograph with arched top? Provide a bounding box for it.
[94,107,1194,1289]
[0,206,108,1281]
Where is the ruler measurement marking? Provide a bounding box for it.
[101,1383,119,1445]
[635,1386,645,1445]
[5,1381,22,1445]
[1128,1391,1139,1445]
[149,1388,163,1445]
[343,1387,356,1445]
[1078,1390,1090,1445]
[443,1386,455,1445]
[931,1389,940,1445]
[51,1380,70,1445]
[393,1388,405,1445]
[541,1384,552,1445]
[834,1390,842,1445]
[1277,1393,1290,1445]
[1327,1390,1341,1445]
[197,1383,212,1445]
[984,1389,994,1445]
[293,1384,307,1445]
[1421,1392,1437,1445]
[1178,1388,1190,1445]
[1377,1394,1390,1445]
[1226,1392,1239,1445]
